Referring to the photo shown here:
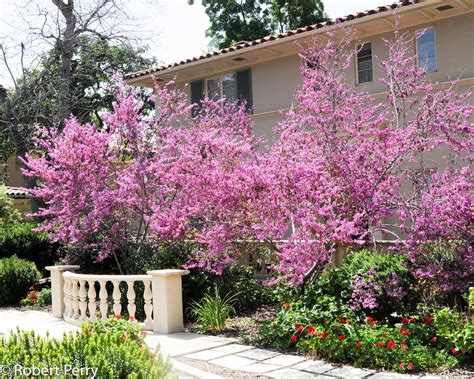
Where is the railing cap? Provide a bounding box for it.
[46,265,81,272]
[147,269,189,277]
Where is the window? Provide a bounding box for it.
[416,27,437,72]
[356,42,373,84]
[190,68,252,113]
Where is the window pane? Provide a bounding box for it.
[222,73,237,102]
[357,42,373,84]
[417,28,437,72]
[207,78,221,100]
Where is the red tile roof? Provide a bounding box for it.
[125,0,419,81]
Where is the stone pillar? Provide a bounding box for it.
[46,265,80,318]
[147,269,189,334]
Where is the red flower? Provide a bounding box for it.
[297,326,304,333]
[452,347,459,356]
[382,332,387,338]
[356,342,363,348]
[400,362,405,369]
[283,303,290,308]
[410,317,415,323]
[141,331,147,337]
[293,323,300,328]
[366,317,374,323]
[338,335,345,341]
[375,342,385,347]
[338,318,345,323]
[129,316,135,321]
[291,335,297,343]
[115,314,122,319]
[400,343,408,349]
[321,331,328,340]
[408,362,414,371]
[307,325,315,334]
[386,339,396,350]
[431,337,438,344]
[370,321,377,327]
[401,329,410,336]
[401,317,409,324]
[423,315,433,325]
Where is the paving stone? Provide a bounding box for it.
[211,343,254,354]
[241,363,283,374]
[184,350,229,361]
[237,348,280,360]
[326,365,375,378]
[209,355,257,370]
[263,353,307,366]
[267,368,318,378]
[293,360,335,374]
[368,373,419,379]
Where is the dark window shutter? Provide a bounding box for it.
[190,79,204,116]
[236,68,253,112]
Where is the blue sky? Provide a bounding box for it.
[0,0,383,87]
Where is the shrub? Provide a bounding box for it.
[0,256,40,305]
[191,288,238,331]
[20,288,52,307]
[0,222,62,272]
[0,318,169,378]
[123,242,272,318]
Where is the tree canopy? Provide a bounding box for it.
[189,0,327,49]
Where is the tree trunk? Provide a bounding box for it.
[55,0,76,131]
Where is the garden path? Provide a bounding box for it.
[0,310,444,379]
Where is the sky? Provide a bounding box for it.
[0,0,384,87]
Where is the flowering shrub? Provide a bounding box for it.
[20,287,52,307]
[262,309,472,373]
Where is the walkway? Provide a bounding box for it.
[0,310,443,379]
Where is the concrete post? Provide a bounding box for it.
[46,265,80,318]
[147,269,189,334]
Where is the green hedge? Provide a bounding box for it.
[0,222,62,272]
[0,256,41,306]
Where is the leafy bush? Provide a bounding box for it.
[0,185,22,227]
[0,317,169,378]
[0,222,62,272]
[191,288,238,331]
[0,256,40,305]
[124,242,272,318]
[20,287,52,307]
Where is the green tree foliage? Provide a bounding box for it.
[189,0,327,49]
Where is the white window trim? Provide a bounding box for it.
[204,72,236,99]
[415,26,437,73]
[355,41,374,85]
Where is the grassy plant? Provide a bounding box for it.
[191,287,238,331]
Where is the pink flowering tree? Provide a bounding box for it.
[22,77,262,274]
[254,30,473,286]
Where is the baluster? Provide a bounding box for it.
[63,278,71,318]
[143,279,153,329]
[87,280,97,321]
[71,280,80,320]
[79,280,88,320]
[112,280,122,317]
[99,280,108,320]
[126,280,136,321]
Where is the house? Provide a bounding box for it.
[125,0,474,144]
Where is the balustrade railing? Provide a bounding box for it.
[46,266,188,334]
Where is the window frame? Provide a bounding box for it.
[355,41,374,85]
[415,26,437,73]
[204,72,238,101]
